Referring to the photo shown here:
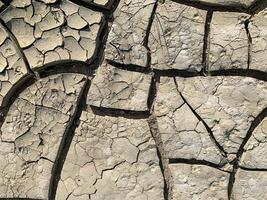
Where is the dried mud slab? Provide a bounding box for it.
[104,0,157,67]
[0,74,87,199]
[0,0,267,199]
[154,77,225,165]
[249,7,267,72]
[232,169,267,199]
[0,23,29,106]
[0,0,105,69]
[240,117,267,169]
[209,12,249,70]
[169,164,229,200]
[149,0,206,71]
[56,107,164,200]
[87,63,152,111]
[175,76,267,154]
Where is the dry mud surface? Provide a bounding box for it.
[0,0,267,199]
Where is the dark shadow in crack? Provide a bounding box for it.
[48,78,90,200]
[169,158,230,172]
[228,107,267,199]
[0,60,94,128]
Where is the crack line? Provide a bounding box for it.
[228,107,267,199]
[244,18,252,69]
[148,115,171,200]
[203,10,213,73]
[173,77,227,157]
[143,0,159,68]
[0,18,34,75]
[48,78,90,200]
[90,105,150,119]
[239,166,267,171]
[169,158,231,173]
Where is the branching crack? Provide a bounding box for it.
[0,18,35,75]
[228,107,267,199]
[48,78,91,200]
[148,115,171,200]
[173,77,228,157]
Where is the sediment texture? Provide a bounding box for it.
[0,0,267,199]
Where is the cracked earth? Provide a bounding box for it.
[0,0,267,199]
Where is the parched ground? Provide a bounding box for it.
[0,0,267,199]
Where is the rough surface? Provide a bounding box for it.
[209,12,249,70]
[0,23,28,106]
[233,169,267,199]
[241,118,267,169]
[87,63,152,111]
[0,74,87,199]
[104,0,156,67]
[0,0,267,199]
[0,0,104,69]
[149,0,206,71]
[176,76,267,154]
[154,77,225,165]
[170,164,229,199]
[56,107,164,200]
[249,8,267,72]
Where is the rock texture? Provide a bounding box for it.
[0,0,104,68]
[0,23,28,106]
[87,63,152,111]
[249,7,267,71]
[240,118,267,169]
[233,169,267,199]
[209,12,249,70]
[175,76,267,154]
[0,74,87,199]
[0,0,267,199]
[154,77,225,165]
[56,107,164,200]
[170,164,229,199]
[104,0,157,67]
[149,0,206,71]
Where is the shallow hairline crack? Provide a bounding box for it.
[48,78,90,200]
[0,18,35,75]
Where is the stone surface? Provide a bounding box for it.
[232,169,267,199]
[175,76,267,154]
[56,107,164,200]
[155,77,225,165]
[149,0,206,71]
[170,164,229,199]
[209,12,249,70]
[0,0,104,68]
[249,8,267,72]
[87,63,152,111]
[0,24,28,106]
[1,0,267,199]
[0,74,87,199]
[104,0,157,67]
[240,118,267,169]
